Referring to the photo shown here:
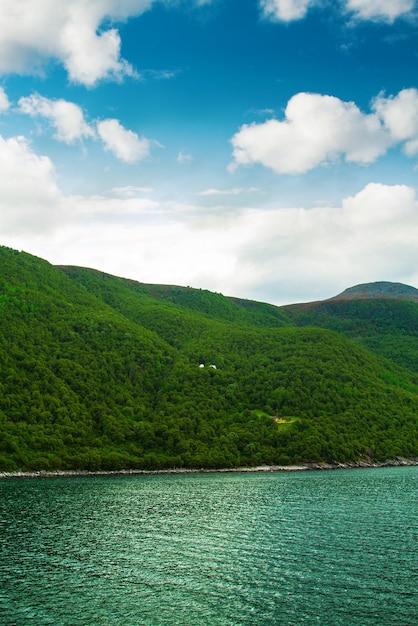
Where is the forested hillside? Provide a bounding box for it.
[283,284,418,373]
[0,246,417,471]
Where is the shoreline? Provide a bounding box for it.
[1,458,417,480]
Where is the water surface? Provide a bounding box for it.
[1,467,417,625]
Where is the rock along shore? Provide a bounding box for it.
[0,458,417,480]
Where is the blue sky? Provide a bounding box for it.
[0,0,417,304]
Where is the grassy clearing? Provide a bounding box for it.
[253,410,299,429]
[274,416,300,430]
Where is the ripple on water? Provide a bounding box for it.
[0,467,417,625]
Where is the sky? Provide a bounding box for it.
[0,0,417,305]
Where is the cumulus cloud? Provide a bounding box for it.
[18,93,156,162]
[372,88,418,155]
[97,119,151,163]
[0,134,64,234]
[0,0,172,86]
[259,0,316,22]
[229,92,392,174]
[0,0,215,85]
[18,94,94,144]
[345,0,416,22]
[0,86,10,112]
[0,0,156,86]
[230,90,418,175]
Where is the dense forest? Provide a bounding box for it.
[0,245,417,471]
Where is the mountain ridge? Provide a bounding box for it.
[57,267,418,309]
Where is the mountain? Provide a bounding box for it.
[0,246,417,471]
[332,281,418,302]
[283,281,418,373]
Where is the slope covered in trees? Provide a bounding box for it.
[0,246,417,471]
[283,285,418,373]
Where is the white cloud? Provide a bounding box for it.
[0,134,64,234]
[17,93,157,161]
[229,92,391,175]
[18,94,94,144]
[259,0,416,22]
[0,0,156,86]
[230,89,418,175]
[345,0,416,22]
[372,89,418,155]
[69,194,160,218]
[342,181,416,226]
[97,119,150,163]
[0,0,214,86]
[198,187,260,196]
[109,185,154,196]
[207,182,418,303]
[259,0,315,21]
[0,86,10,112]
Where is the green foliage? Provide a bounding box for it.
[285,299,418,372]
[0,246,417,471]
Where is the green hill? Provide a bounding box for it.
[0,246,417,471]
[283,282,418,373]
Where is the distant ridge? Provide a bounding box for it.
[331,281,418,303]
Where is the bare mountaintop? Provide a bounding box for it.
[331,281,418,302]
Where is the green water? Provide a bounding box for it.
[0,467,417,625]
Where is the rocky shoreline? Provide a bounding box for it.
[1,458,417,480]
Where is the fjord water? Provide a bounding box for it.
[1,468,416,625]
